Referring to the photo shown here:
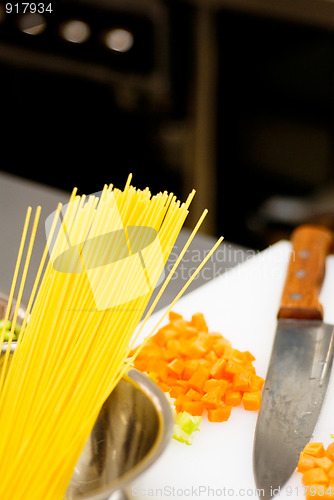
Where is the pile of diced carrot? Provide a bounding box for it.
[133,311,264,422]
[297,442,334,499]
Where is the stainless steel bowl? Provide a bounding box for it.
[66,368,173,500]
[0,293,173,500]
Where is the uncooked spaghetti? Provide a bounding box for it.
[0,175,223,500]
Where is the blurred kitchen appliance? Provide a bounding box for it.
[0,0,192,196]
[215,10,334,248]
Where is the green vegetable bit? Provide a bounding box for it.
[0,320,12,331]
[175,412,202,434]
[0,319,20,341]
[173,411,202,445]
[173,426,195,445]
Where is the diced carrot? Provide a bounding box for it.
[302,468,328,486]
[169,311,183,322]
[197,358,211,370]
[212,339,229,357]
[243,350,256,362]
[133,359,147,372]
[182,326,198,338]
[187,370,209,392]
[201,387,223,409]
[209,331,224,341]
[249,374,265,392]
[182,360,200,380]
[168,358,185,378]
[135,345,160,360]
[131,311,264,429]
[176,379,190,389]
[190,312,208,332]
[225,389,242,407]
[174,394,188,412]
[205,351,219,364]
[233,370,252,392]
[157,381,171,392]
[328,465,334,481]
[185,339,208,359]
[146,358,168,381]
[182,400,204,416]
[304,443,326,458]
[171,318,189,332]
[231,349,245,362]
[327,443,334,461]
[298,453,316,473]
[203,378,229,394]
[186,388,203,401]
[207,405,232,422]
[210,358,226,379]
[165,376,177,387]
[242,392,261,411]
[198,331,217,351]
[225,360,243,377]
[164,339,182,361]
[314,457,333,471]
[170,385,186,398]
[223,345,238,360]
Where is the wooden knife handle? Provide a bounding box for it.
[278,225,334,320]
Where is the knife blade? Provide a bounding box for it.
[253,224,334,500]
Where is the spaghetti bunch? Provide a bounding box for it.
[0,176,222,500]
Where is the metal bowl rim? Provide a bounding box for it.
[72,367,174,500]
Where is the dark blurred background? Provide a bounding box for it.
[1,0,334,249]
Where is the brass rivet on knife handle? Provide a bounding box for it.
[278,225,334,321]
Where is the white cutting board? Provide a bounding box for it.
[129,240,334,500]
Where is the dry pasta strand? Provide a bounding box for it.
[0,178,223,500]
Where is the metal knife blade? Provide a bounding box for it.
[253,225,334,499]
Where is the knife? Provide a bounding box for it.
[253,224,334,499]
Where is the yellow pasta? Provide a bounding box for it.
[0,176,223,500]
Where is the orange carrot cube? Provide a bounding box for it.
[203,379,229,394]
[233,370,252,392]
[168,311,183,321]
[249,374,265,392]
[314,457,333,471]
[207,405,232,422]
[210,358,226,379]
[168,359,185,378]
[185,340,208,359]
[328,465,334,481]
[297,453,316,473]
[186,388,203,401]
[170,385,186,398]
[212,339,229,357]
[225,360,243,377]
[157,381,171,392]
[201,387,223,409]
[242,392,261,411]
[182,400,204,416]
[302,468,328,486]
[327,443,334,461]
[304,443,326,458]
[225,389,242,407]
[190,312,208,332]
[187,370,209,392]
